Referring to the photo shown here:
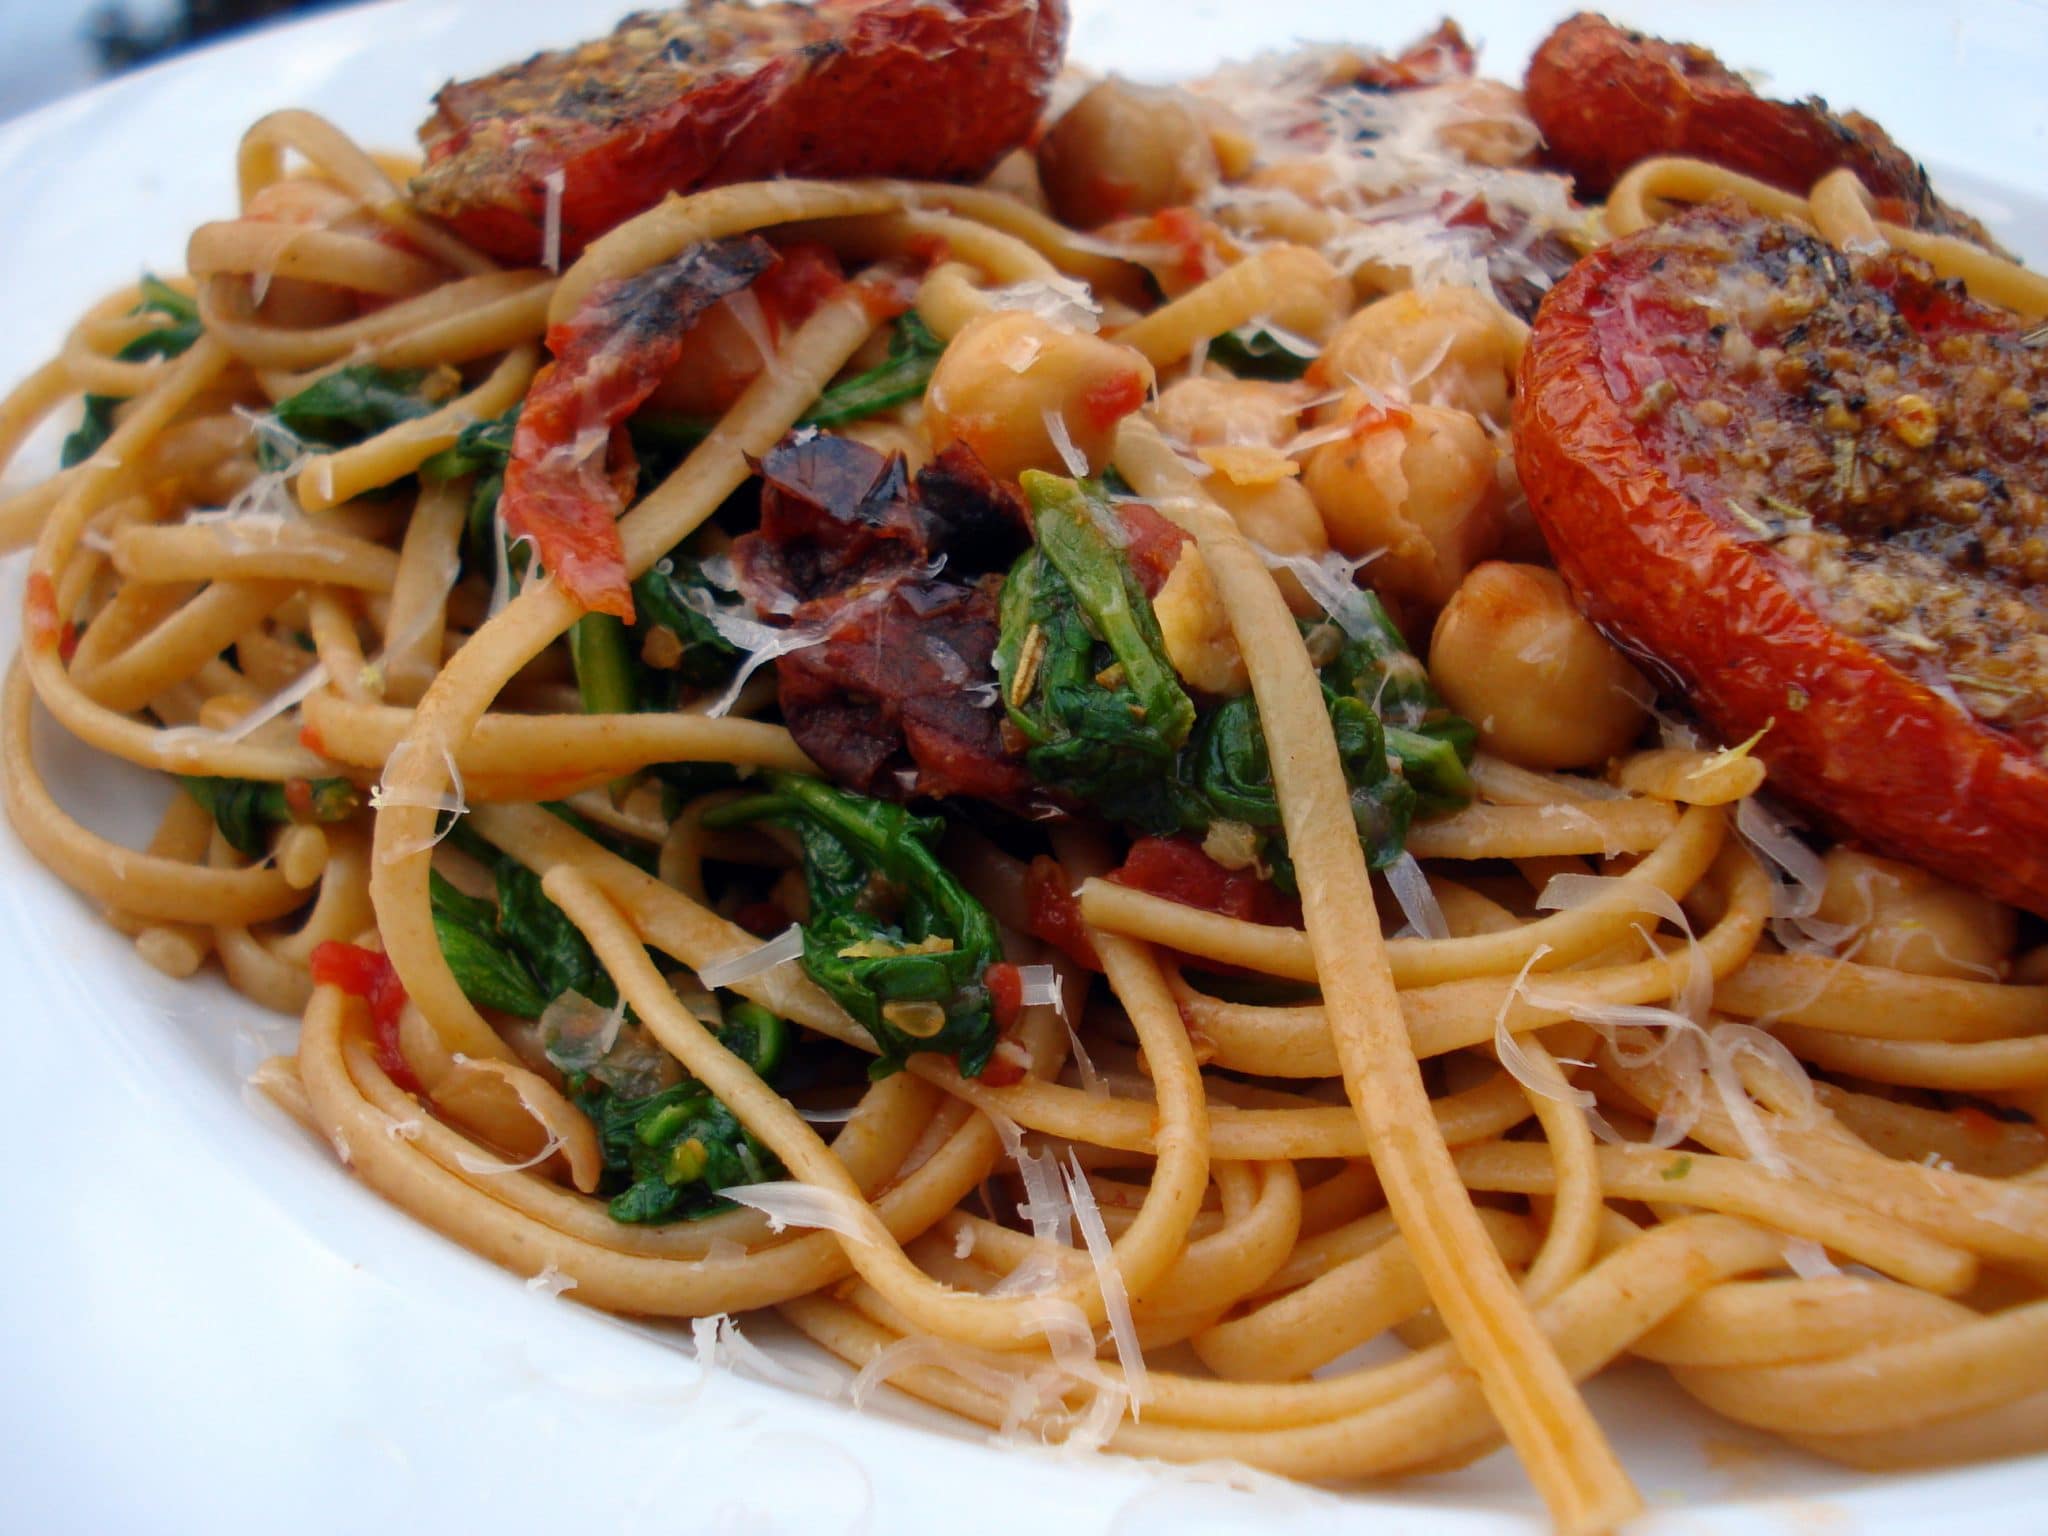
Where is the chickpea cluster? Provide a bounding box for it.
[915,55,2037,962]
[909,79,1659,774]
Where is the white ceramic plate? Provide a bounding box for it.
[3,4,2045,1531]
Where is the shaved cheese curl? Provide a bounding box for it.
[721,1180,878,1246]
[1495,944,1595,1111]
[698,924,806,989]
[1386,851,1450,940]
[1538,871,1709,1021]
[1064,1152,1148,1413]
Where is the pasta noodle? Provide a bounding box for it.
[4,14,2047,1534]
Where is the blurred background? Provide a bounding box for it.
[0,0,353,121]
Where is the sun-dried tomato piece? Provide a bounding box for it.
[500,236,773,618]
[1024,855,1100,972]
[732,433,1037,805]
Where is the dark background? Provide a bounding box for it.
[1,0,355,121]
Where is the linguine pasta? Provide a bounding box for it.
[4,19,2048,1535]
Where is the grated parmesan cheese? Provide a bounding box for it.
[538,989,627,1075]
[453,1131,564,1176]
[1492,943,1596,1112]
[989,1110,1073,1250]
[1255,544,1382,637]
[719,1180,877,1246]
[1384,851,1449,941]
[698,923,805,989]
[1190,47,1578,300]
[850,1332,1070,1435]
[1062,1152,1147,1415]
[725,287,782,385]
[983,274,1103,332]
[370,742,467,860]
[1536,872,1710,1022]
[680,584,827,716]
[1042,407,1090,477]
[541,167,566,274]
[525,1263,578,1297]
[1782,1238,1841,1280]
[1014,963,1064,1013]
[690,1313,845,1399]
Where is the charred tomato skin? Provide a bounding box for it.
[1514,226,2048,918]
[1523,13,1995,249]
[416,0,1069,266]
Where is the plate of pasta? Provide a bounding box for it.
[6,1,2048,1532]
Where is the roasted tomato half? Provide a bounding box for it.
[414,0,1068,265]
[1524,13,2000,250]
[1515,200,2048,915]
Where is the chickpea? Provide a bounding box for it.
[1152,544,1247,696]
[1152,376,1306,449]
[1814,849,2016,980]
[1212,478,1329,618]
[1189,96,1258,181]
[1239,158,1344,209]
[979,147,1052,216]
[1037,78,1220,230]
[1253,243,1354,345]
[1314,286,1521,425]
[1302,392,1504,607]
[1211,475,1324,563]
[1428,562,1650,770]
[1493,452,1554,565]
[1150,377,1327,615]
[1435,78,1542,168]
[923,310,1155,483]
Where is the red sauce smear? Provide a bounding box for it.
[978,1038,1029,1088]
[1108,836,1301,928]
[310,940,422,1095]
[1347,399,1412,436]
[1080,367,1151,434]
[1151,206,1213,287]
[1024,855,1101,972]
[1953,1104,2005,1146]
[24,572,61,652]
[1114,501,1192,599]
[761,242,846,325]
[985,960,1025,1031]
